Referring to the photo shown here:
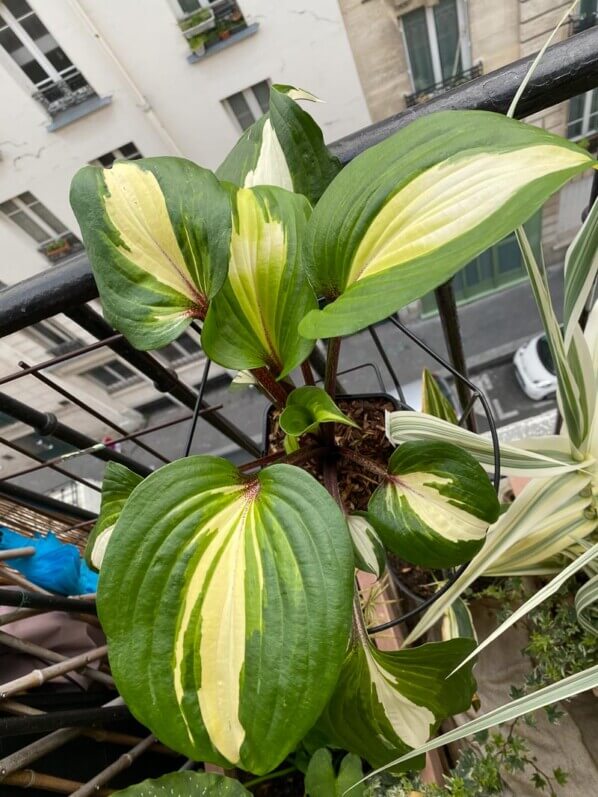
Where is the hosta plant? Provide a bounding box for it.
[70,82,597,783]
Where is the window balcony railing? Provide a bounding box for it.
[569,12,597,35]
[405,63,484,108]
[32,66,96,117]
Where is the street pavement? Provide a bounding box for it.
[14,266,564,494]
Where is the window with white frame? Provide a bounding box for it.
[155,331,200,366]
[0,192,82,263]
[568,89,598,140]
[223,80,270,131]
[0,0,95,116]
[401,0,471,94]
[82,359,139,391]
[91,142,143,169]
[177,0,221,11]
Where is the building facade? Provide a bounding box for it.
[339,0,597,313]
[0,0,370,481]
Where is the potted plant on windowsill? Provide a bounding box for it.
[187,32,207,55]
[69,79,598,795]
[43,237,72,261]
[179,7,215,39]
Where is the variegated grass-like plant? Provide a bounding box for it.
[70,82,597,783]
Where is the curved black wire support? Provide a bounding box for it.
[365,313,502,635]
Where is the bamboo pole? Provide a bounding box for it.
[0,629,114,686]
[0,565,51,594]
[0,608,40,626]
[0,547,35,561]
[0,645,107,699]
[1,701,179,757]
[69,734,156,797]
[2,769,113,795]
[0,698,124,778]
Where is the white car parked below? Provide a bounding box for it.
[513,333,557,401]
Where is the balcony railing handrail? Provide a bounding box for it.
[405,62,484,108]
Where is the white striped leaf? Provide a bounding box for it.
[299,111,596,339]
[280,386,358,437]
[368,441,499,568]
[361,664,598,780]
[70,158,231,349]
[202,185,316,378]
[517,227,595,454]
[84,463,143,572]
[385,411,590,477]
[315,612,477,770]
[421,369,458,424]
[113,772,250,796]
[564,199,598,347]
[347,514,387,578]
[575,573,598,635]
[453,542,598,674]
[403,471,592,645]
[441,597,477,643]
[217,84,340,204]
[97,456,354,775]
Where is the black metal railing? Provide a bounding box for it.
[405,63,484,108]
[569,11,597,35]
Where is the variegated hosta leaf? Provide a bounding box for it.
[112,772,250,796]
[576,573,598,635]
[315,614,476,770]
[385,411,591,477]
[421,369,458,424]
[217,84,340,205]
[347,514,387,578]
[85,462,142,571]
[70,158,231,349]
[280,386,358,437]
[298,111,596,339]
[97,456,354,775]
[202,185,316,378]
[368,441,499,568]
[403,471,592,645]
[564,198,598,348]
[441,597,477,643]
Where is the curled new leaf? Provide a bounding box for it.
[97,456,354,774]
[347,513,387,578]
[315,612,477,770]
[299,111,596,339]
[202,185,317,378]
[84,462,143,572]
[368,441,499,568]
[217,84,340,204]
[70,158,231,349]
[421,369,458,424]
[280,386,358,437]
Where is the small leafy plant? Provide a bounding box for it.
[70,82,597,786]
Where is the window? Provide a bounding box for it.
[224,80,270,131]
[91,142,143,168]
[177,0,220,12]
[28,320,79,354]
[0,192,82,263]
[83,359,139,390]
[0,0,95,116]
[402,0,470,93]
[155,331,199,366]
[568,89,598,139]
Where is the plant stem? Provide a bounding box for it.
[339,446,388,480]
[323,455,342,505]
[244,766,297,789]
[251,366,291,409]
[238,446,327,473]
[324,337,341,397]
[301,359,315,386]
